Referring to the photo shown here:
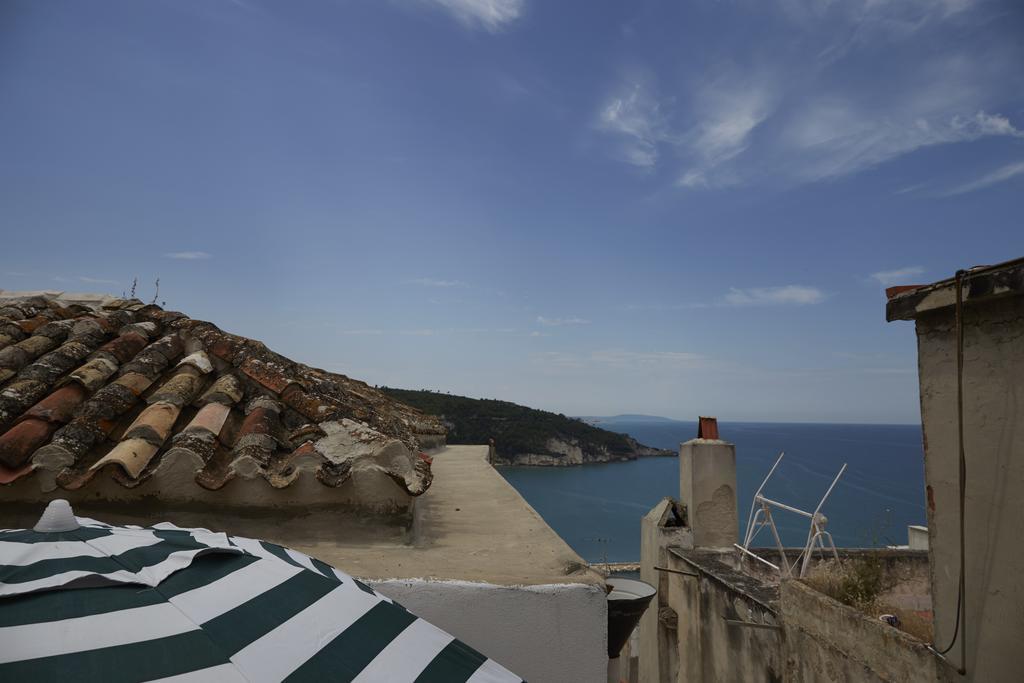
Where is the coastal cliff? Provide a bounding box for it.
[380,388,672,466]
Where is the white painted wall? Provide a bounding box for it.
[370,579,608,683]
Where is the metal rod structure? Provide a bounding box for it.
[744,508,767,548]
[763,507,792,577]
[744,452,785,547]
[740,455,848,579]
[653,566,699,578]
[756,495,815,519]
[814,464,848,517]
[733,544,780,571]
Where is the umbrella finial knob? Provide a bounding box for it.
[34,499,80,533]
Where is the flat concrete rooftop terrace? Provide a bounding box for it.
[294,445,603,587]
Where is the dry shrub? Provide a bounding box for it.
[802,557,933,643]
[803,557,885,612]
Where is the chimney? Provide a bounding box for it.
[679,417,737,549]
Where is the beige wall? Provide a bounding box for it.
[781,580,937,683]
[638,499,692,683]
[679,438,738,549]
[665,551,783,683]
[914,294,1024,682]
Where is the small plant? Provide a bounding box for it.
[803,556,885,612]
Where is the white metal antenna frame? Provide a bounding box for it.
[735,452,847,578]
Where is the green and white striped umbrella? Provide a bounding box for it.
[0,500,523,683]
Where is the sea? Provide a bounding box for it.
[497,419,927,563]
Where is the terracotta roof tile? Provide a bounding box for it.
[198,373,243,406]
[147,363,208,407]
[0,292,446,510]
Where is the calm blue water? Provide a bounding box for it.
[498,421,926,563]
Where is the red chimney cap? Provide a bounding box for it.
[697,416,719,440]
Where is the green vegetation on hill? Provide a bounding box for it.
[381,388,669,464]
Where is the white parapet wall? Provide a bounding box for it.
[371,578,609,683]
[291,445,609,683]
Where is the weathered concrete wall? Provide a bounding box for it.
[679,438,737,549]
[781,580,937,682]
[743,548,932,613]
[667,549,783,683]
[638,498,693,683]
[914,294,1024,681]
[370,578,608,683]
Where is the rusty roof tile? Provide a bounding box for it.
[198,373,243,406]
[34,319,75,339]
[33,420,105,472]
[119,321,159,338]
[0,379,49,428]
[0,336,58,371]
[90,438,159,479]
[177,350,213,374]
[232,398,280,465]
[0,321,27,350]
[15,316,54,334]
[119,334,183,379]
[122,402,181,445]
[23,384,88,425]
[111,372,155,398]
[181,401,231,438]
[240,357,296,394]
[17,340,97,388]
[281,384,337,422]
[147,364,207,407]
[66,356,119,392]
[70,318,106,339]
[94,331,150,364]
[0,462,33,485]
[0,419,53,468]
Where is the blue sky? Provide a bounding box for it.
[2,0,1022,423]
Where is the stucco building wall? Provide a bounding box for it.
[911,292,1024,681]
[371,579,608,683]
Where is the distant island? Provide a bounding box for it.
[380,389,673,466]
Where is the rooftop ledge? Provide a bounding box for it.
[0,446,603,588]
[885,256,1024,322]
[305,445,605,587]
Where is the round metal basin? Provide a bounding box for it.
[606,577,657,658]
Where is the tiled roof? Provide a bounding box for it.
[0,291,445,507]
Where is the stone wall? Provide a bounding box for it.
[781,580,938,682]
[665,548,784,683]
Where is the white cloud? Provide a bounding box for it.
[338,329,385,335]
[724,285,826,306]
[601,1,1022,190]
[421,0,524,32]
[870,266,925,286]
[407,277,467,288]
[537,315,591,326]
[894,182,928,195]
[78,276,120,285]
[942,160,1024,196]
[597,80,671,168]
[783,109,1024,183]
[164,251,211,260]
